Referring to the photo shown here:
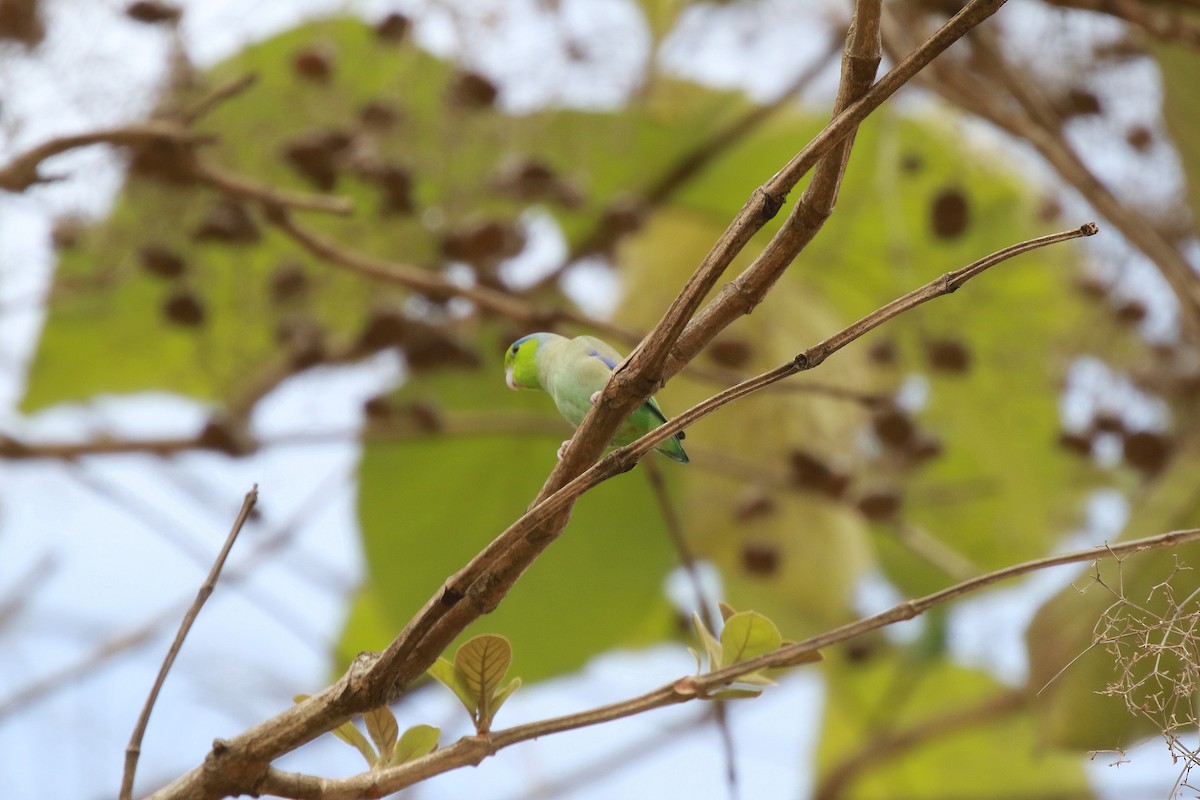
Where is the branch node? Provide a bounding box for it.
[756,186,785,221]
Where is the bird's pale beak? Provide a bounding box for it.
[505,366,517,390]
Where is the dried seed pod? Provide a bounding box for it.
[292,45,334,83]
[140,244,186,278]
[447,69,498,109]
[741,541,781,577]
[126,1,181,24]
[375,12,410,42]
[163,289,206,327]
[192,201,260,244]
[856,490,901,521]
[925,338,971,373]
[930,187,969,240]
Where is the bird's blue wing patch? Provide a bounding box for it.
[588,349,618,370]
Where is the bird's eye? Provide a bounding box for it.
[511,344,519,354]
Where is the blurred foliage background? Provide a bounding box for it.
[6,0,1200,797]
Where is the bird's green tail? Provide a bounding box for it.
[656,434,689,464]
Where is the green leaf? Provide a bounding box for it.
[731,670,776,687]
[331,721,377,769]
[391,724,440,766]
[364,705,398,766]
[692,612,723,671]
[455,634,512,702]
[491,676,522,718]
[427,657,477,720]
[455,634,512,732]
[705,688,763,701]
[687,646,702,674]
[718,610,782,668]
[296,694,378,767]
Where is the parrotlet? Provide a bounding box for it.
[504,332,689,463]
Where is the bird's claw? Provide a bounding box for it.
[589,391,601,406]
[557,440,570,461]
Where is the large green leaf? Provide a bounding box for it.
[23,17,757,411]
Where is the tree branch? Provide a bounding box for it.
[246,527,1200,800]
[140,9,1021,794]
[120,486,259,800]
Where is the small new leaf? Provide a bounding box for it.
[295,693,377,767]
[430,634,519,733]
[332,721,378,768]
[455,634,512,702]
[364,705,399,766]
[692,612,723,671]
[391,724,440,766]
[491,676,522,719]
[428,657,477,717]
[706,687,764,701]
[718,601,737,622]
[719,610,782,668]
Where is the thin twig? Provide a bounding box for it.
[0,556,56,633]
[883,13,1200,341]
[0,122,203,192]
[642,459,737,790]
[547,0,1007,514]
[119,486,259,800]
[1042,0,1200,49]
[194,162,353,215]
[249,527,1200,800]
[139,12,1021,793]
[376,224,1095,731]
[179,73,259,125]
[0,470,347,723]
[812,689,1026,800]
[440,223,1099,615]
[524,33,843,294]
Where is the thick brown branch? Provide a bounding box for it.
[141,10,1017,794]
[552,0,1007,499]
[487,223,1098,546]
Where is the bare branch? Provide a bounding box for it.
[139,10,1024,794]
[642,459,737,789]
[473,223,1099,565]
[120,486,259,800]
[884,13,1200,340]
[813,689,1025,799]
[549,0,1008,517]
[1042,0,1200,49]
[194,162,352,215]
[0,122,203,192]
[524,33,844,294]
[249,527,1200,800]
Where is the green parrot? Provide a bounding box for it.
[504,332,689,463]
